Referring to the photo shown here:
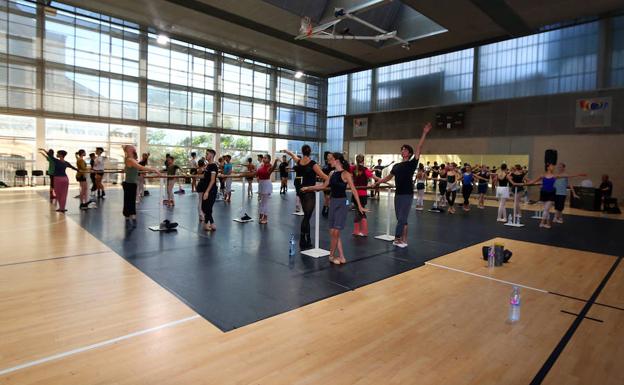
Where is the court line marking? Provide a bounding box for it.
[424,262,549,293]
[0,250,112,268]
[0,314,201,377]
[530,256,622,385]
[559,310,603,323]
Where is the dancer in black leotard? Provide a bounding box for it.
[283,146,328,249]
[303,153,366,264]
[445,163,460,214]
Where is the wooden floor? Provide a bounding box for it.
[0,190,622,384]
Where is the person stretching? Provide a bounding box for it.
[374,122,432,247]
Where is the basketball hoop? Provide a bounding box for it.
[300,16,313,37]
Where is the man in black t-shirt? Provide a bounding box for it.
[431,161,440,190]
[371,159,394,198]
[374,122,432,248]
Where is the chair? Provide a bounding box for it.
[14,170,29,187]
[31,170,46,186]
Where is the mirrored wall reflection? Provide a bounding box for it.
[364,153,530,194]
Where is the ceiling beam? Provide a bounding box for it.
[163,0,371,67]
[469,0,532,36]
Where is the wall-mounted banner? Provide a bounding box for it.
[353,117,368,137]
[575,97,612,128]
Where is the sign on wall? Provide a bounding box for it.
[353,117,368,137]
[575,97,612,128]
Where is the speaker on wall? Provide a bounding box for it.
[545,149,558,166]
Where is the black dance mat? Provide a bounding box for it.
[57,184,623,331]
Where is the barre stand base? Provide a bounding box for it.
[301,248,330,258]
[374,234,395,241]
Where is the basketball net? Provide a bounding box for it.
[300,16,312,37]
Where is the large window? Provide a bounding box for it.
[0,0,38,59]
[147,127,215,168]
[46,118,138,163]
[349,70,372,114]
[478,22,599,100]
[611,16,624,87]
[327,75,347,117]
[377,49,473,110]
[1,0,325,142]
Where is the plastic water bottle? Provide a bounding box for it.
[487,246,495,268]
[289,233,296,256]
[508,213,513,223]
[508,286,521,323]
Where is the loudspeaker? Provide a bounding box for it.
[545,149,558,166]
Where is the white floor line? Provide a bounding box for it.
[0,314,201,377]
[425,262,549,293]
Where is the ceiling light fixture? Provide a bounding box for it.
[157,34,170,45]
[294,71,304,79]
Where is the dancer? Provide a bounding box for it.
[445,163,460,214]
[431,161,440,192]
[42,148,56,201]
[75,150,90,210]
[374,122,432,247]
[460,164,484,211]
[121,145,160,227]
[494,164,511,222]
[553,163,585,223]
[217,157,225,198]
[196,159,207,222]
[509,165,528,220]
[38,149,78,212]
[321,151,333,217]
[278,155,289,194]
[93,147,105,198]
[137,152,150,200]
[223,155,233,203]
[245,157,256,198]
[476,165,490,209]
[283,146,328,248]
[350,154,380,236]
[188,152,198,193]
[303,153,366,264]
[256,154,279,224]
[527,163,558,229]
[165,155,180,207]
[256,154,264,201]
[372,159,394,199]
[437,163,447,207]
[414,163,426,211]
[201,149,219,231]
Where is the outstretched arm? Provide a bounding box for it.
[414,122,432,159]
[302,171,331,192]
[374,172,394,186]
[281,149,300,164]
[312,163,329,181]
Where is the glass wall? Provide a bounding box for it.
[334,18,621,120]
[611,16,624,87]
[147,127,215,168]
[0,0,326,143]
[46,119,138,164]
[377,49,473,110]
[478,22,599,100]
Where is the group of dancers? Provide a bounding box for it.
[39,121,588,263]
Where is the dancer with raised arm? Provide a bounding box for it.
[374,122,432,248]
